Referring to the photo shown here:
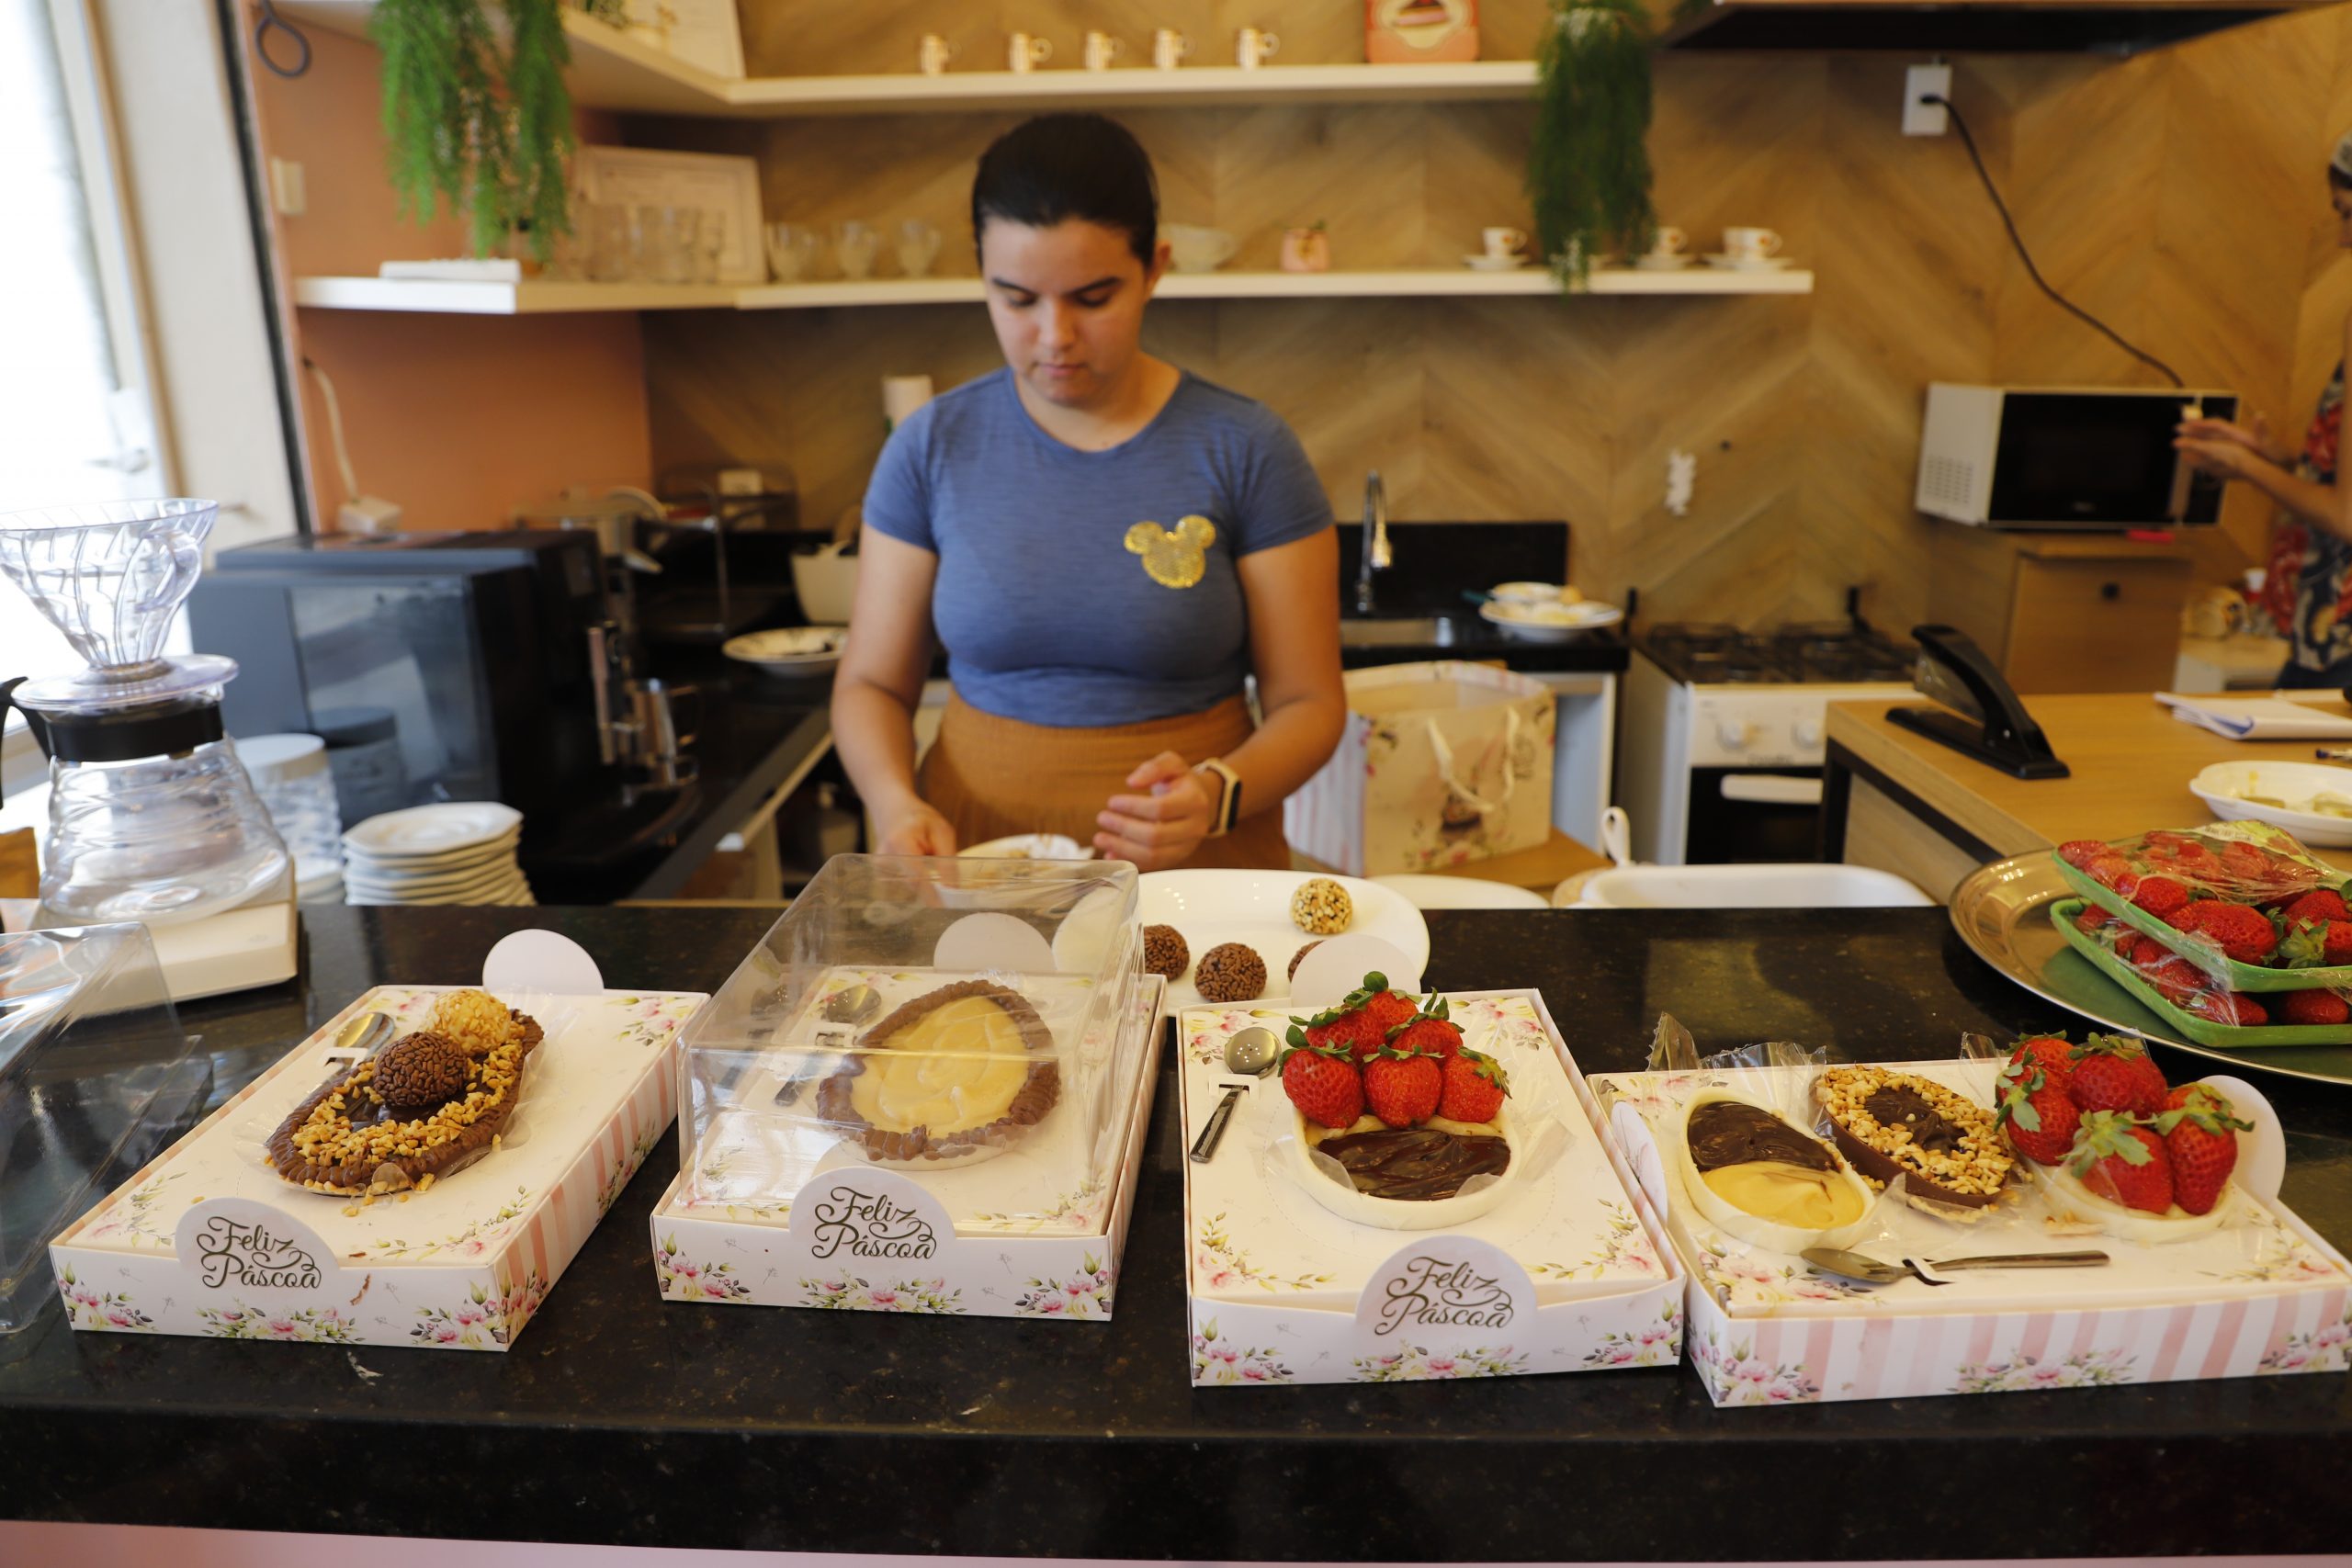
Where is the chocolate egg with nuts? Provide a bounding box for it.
[370,1030,470,1113]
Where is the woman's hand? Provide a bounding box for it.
[874,795,958,857]
[1095,751,1216,871]
[2177,411,2290,469]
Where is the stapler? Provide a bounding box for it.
[1885,626,2071,780]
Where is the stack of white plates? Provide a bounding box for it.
[341,803,535,907]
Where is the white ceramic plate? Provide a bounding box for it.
[344,838,522,877]
[1370,873,1550,911]
[1634,253,1696,271]
[2188,760,2352,847]
[960,833,1091,861]
[346,864,525,900]
[345,803,524,858]
[1139,869,1431,1012]
[1701,253,1794,270]
[1477,600,1623,639]
[724,626,846,670]
[1488,581,1565,605]
[1462,254,1530,272]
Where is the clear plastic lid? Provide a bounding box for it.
[1,922,211,1332]
[676,855,1144,1234]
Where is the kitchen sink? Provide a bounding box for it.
[1338,615,1471,648]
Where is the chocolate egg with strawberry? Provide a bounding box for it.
[1275,978,1518,1232]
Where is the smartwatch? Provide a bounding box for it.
[1194,757,1242,839]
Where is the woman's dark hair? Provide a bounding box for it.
[2333,165,2352,193]
[971,113,1158,267]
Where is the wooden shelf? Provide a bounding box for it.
[295,267,1816,315]
[276,3,1537,118]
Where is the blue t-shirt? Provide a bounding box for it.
[862,368,1332,727]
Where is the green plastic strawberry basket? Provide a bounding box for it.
[2049,836,2352,994]
[2050,898,2352,1047]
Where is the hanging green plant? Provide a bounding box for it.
[1525,0,1662,288]
[374,0,576,262]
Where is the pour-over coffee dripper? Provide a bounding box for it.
[0,500,289,925]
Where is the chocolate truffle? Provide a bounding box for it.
[1142,924,1190,980]
[1193,942,1267,1004]
[1290,877,1353,935]
[431,987,516,1056]
[370,1030,469,1112]
[1288,941,1324,981]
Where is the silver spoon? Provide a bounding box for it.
[1187,1082,1258,1164]
[1223,1025,1281,1077]
[320,1010,394,1066]
[1803,1247,2110,1287]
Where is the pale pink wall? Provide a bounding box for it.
[236,5,651,530]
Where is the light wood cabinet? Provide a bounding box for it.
[1928,525,2193,694]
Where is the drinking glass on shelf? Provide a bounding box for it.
[835,220,881,281]
[586,203,634,283]
[636,205,701,285]
[764,221,823,283]
[696,213,728,285]
[896,219,942,278]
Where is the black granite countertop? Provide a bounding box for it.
[3,906,2347,1558]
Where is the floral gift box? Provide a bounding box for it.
[51,976,705,1352]
[1592,1060,2352,1406]
[1179,989,1684,1387]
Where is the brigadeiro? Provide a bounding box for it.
[1143,923,1191,980]
[1194,942,1267,1004]
[1288,941,1323,981]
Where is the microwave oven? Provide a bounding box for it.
[1916,382,2238,529]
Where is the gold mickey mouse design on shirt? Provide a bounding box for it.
[1125,514,1216,589]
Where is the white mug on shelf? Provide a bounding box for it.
[1151,28,1191,70]
[1008,31,1052,73]
[1082,30,1124,71]
[1480,225,1527,260]
[1235,27,1280,68]
[1645,225,1688,258]
[917,32,955,75]
[1722,226,1782,263]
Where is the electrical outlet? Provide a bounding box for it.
[1904,64,1951,136]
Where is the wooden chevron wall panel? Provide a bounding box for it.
[642,2,2352,630]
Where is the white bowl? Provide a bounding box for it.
[1163,224,1237,274]
[790,552,859,626]
[1677,1089,1875,1254]
[2189,760,2352,847]
[1488,581,1565,605]
[1477,599,1623,639]
[1282,1100,1520,1232]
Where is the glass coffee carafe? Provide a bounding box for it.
[0,500,288,924]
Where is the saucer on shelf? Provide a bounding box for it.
[1634,253,1696,271]
[1701,253,1795,270]
[1463,254,1532,272]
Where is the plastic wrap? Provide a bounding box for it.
[675,855,1144,1235]
[2052,898,2352,1045]
[2052,822,2352,992]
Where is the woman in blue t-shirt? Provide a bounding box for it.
[832,114,1344,871]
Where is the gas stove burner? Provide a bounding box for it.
[1648,622,1745,650]
[1643,615,1916,687]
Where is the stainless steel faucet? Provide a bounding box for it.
[1355,470,1389,615]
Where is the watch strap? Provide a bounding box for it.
[1195,757,1242,838]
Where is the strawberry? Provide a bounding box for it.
[2137,955,2204,1004]
[2009,1035,2075,1095]
[1385,997,1464,1061]
[2277,987,2350,1026]
[2068,1111,2175,1213]
[2155,1086,2250,1215]
[1292,972,1406,1060]
[2327,922,2352,964]
[1995,1048,2081,1166]
[2130,875,2190,918]
[2188,991,2267,1028]
[2057,840,2111,869]
[1363,987,1419,1041]
[2067,1034,2168,1116]
[1362,1046,1442,1128]
[2124,933,2175,967]
[2277,917,2352,970]
[2161,902,2203,932]
[2073,904,2118,934]
[1436,1049,1509,1124]
[2084,855,2136,892]
[2179,902,2278,964]
[1278,1036,1363,1130]
[2280,889,2349,931]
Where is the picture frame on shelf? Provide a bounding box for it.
[575,145,765,284]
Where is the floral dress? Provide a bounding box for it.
[2267,362,2347,671]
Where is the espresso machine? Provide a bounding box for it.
[186,529,702,897]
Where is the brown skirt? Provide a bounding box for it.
[917,693,1290,871]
